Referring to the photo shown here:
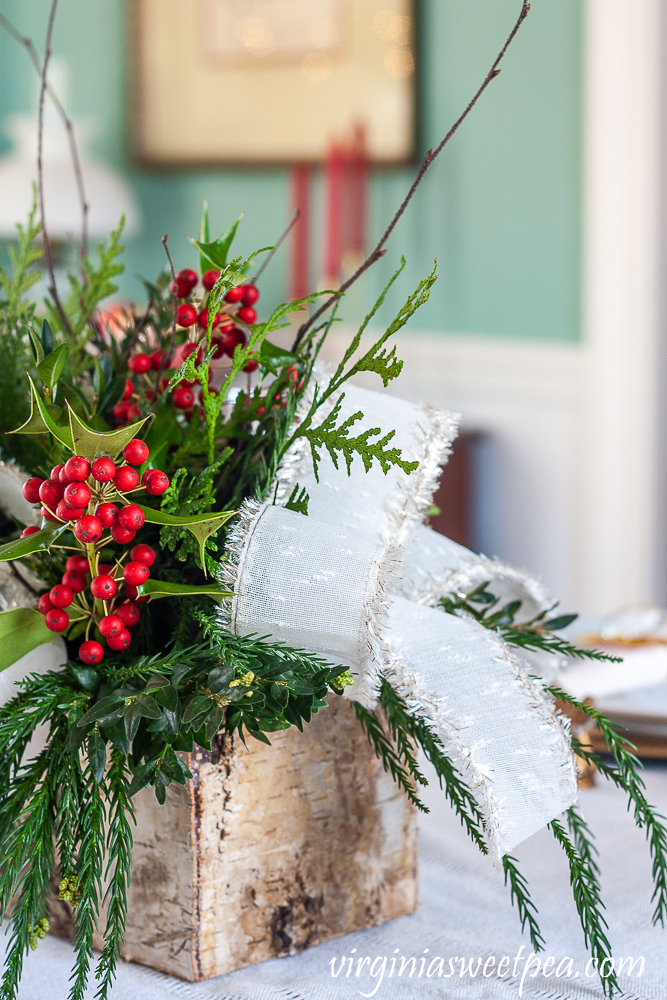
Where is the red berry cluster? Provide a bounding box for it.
[22,439,170,664]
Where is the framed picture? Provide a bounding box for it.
[130,0,416,166]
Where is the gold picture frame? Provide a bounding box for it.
[130,0,416,166]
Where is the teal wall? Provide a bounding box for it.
[0,0,583,340]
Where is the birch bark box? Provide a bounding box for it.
[52,696,417,980]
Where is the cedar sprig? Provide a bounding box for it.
[68,767,106,1000]
[353,700,427,812]
[502,855,545,953]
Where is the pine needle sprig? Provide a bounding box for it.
[353,700,427,812]
[548,818,619,999]
[502,855,545,953]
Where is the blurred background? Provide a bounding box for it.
[0,0,664,618]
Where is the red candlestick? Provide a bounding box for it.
[324,142,344,283]
[290,164,311,301]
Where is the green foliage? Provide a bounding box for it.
[502,855,545,954]
[284,484,310,516]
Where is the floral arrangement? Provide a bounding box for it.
[0,3,665,999]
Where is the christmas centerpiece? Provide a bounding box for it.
[0,3,665,999]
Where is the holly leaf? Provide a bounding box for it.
[190,214,243,271]
[134,505,235,574]
[0,608,54,670]
[135,578,231,601]
[68,404,152,460]
[9,376,73,448]
[0,523,68,563]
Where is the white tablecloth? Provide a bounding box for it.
[10,763,667,999]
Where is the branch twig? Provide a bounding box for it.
[291,0,531,351]
[253,209,299,283]
[36,0,74,337]
[162,235,178,360]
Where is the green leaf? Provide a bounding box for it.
[190,214,243,271]
[128,761,154,797]
[97,374,128,417]
[37,343,68,392]
[124,703,142,742]
[284,484,309,516]
[259,340,299,374]
[198,201,211,275]
[71,666,99,692]
[40,318,54,355]
[0,522,68,562]
[135,505,235,573]
[0,607,53,670]
[208,665,234,692]
[135,694,162,720]
[87,732,107,782]
[136,578,231,601]
[144,674,169,692]
[78,695,125,727]
[543,613,578,632]
[9,376,74,447]
[28,326,44,365]
[94,354,113,397]
[182,694,213,726]
[153,684,178,712]
[68,403,152,461]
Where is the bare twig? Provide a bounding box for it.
[291,0,531,351]
[253,209,300,283]
[162,235,178,360]
[36,0,74,336]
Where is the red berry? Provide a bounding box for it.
[129,353,152,374]
[113,402,129,422]
[150,350,166,371]
[113,466,139,491]
[64,456,91,482]
[97,564,113,577]
[243,357,259,373]
[202,269,220,290]
[99,614,124,638]
[176,304,197,328]
[107,629,131,652]
[124,561,149,587]
[64,482,91,509]
[21,525,40,538]
[177,268,198,290]
[39,479,64,507]
[172,386,194,409]
[124,584,148,604]
[181,342,198,359]
[241,284,259,306]
[223,327,246,357]
[122,439,149,466]
[122,378,134,401]
[22,478,43,504]
[130,543,155,566]
[237,306,257,325]
[49,584,74,609]
[62,571,87,593]
[171,277,192,299]
[125,404,141,422]
[41,506,58,522]
[51,464,65,482]
[197,309,209,330]
[55,499,84,522]
[66,555,89,574]
[38,594,54,614]
[74,515,103,544]
[116,601,140,626]
[110,524,135,544]
[118,504,145,531]
[95,502,118,527]
[45,609,69,633]
[144,470,169,495]
[79,640,103,665]
[91,575,117,600]
[91,458,116,483]
[224,285,244,303]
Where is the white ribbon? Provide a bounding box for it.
[218,385,577,861]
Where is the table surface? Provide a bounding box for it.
[9,762,667,1000]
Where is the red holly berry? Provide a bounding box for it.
[237,306,257,325]
[79,640,103,665]
[66,555,89,573]
[150,350,166,370]
[224,285,244,303]
[143,470,169,495]
[94,503,118,528]
[223,327,246,357]
[74,515,103,544]
[113,466,139,492]
[202,269,220,290]
[62,571,87,594]
[129,353,152,374]
[125,403,141,422]
[172,386,194,409]
[51,464,65,482]
[176,304,197,328]
[208,332,225,359]
[41,506,58,522]
[55,500,84,522]
[243,356,259,373]
[49,584,74,609]
[39,479,64,507]
[45,608,69,633]
[21,525,40,538]
[177,268,198,290]
[64,482,91,509]
[99,614,124,638]
[182,342,198,360]
[110,524,135,544]
[91,575,117,600]
[113,402,129,422]
[107,629,131,652]
[122,439,149,466]
[22,478,43,504]
[97,564,113,577]
[130,543,155,566]
[116,601,140,626]
[118,505,145,531]
[124,584,148,604]
[124,561,149,587]
[64,456,91,482]
[241,284,259,306]
[38,594,54,614]
[122,378,134,401]
[91,458,116,483]
[171,277,192,299]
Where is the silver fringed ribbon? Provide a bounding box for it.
[218,385,577,862]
